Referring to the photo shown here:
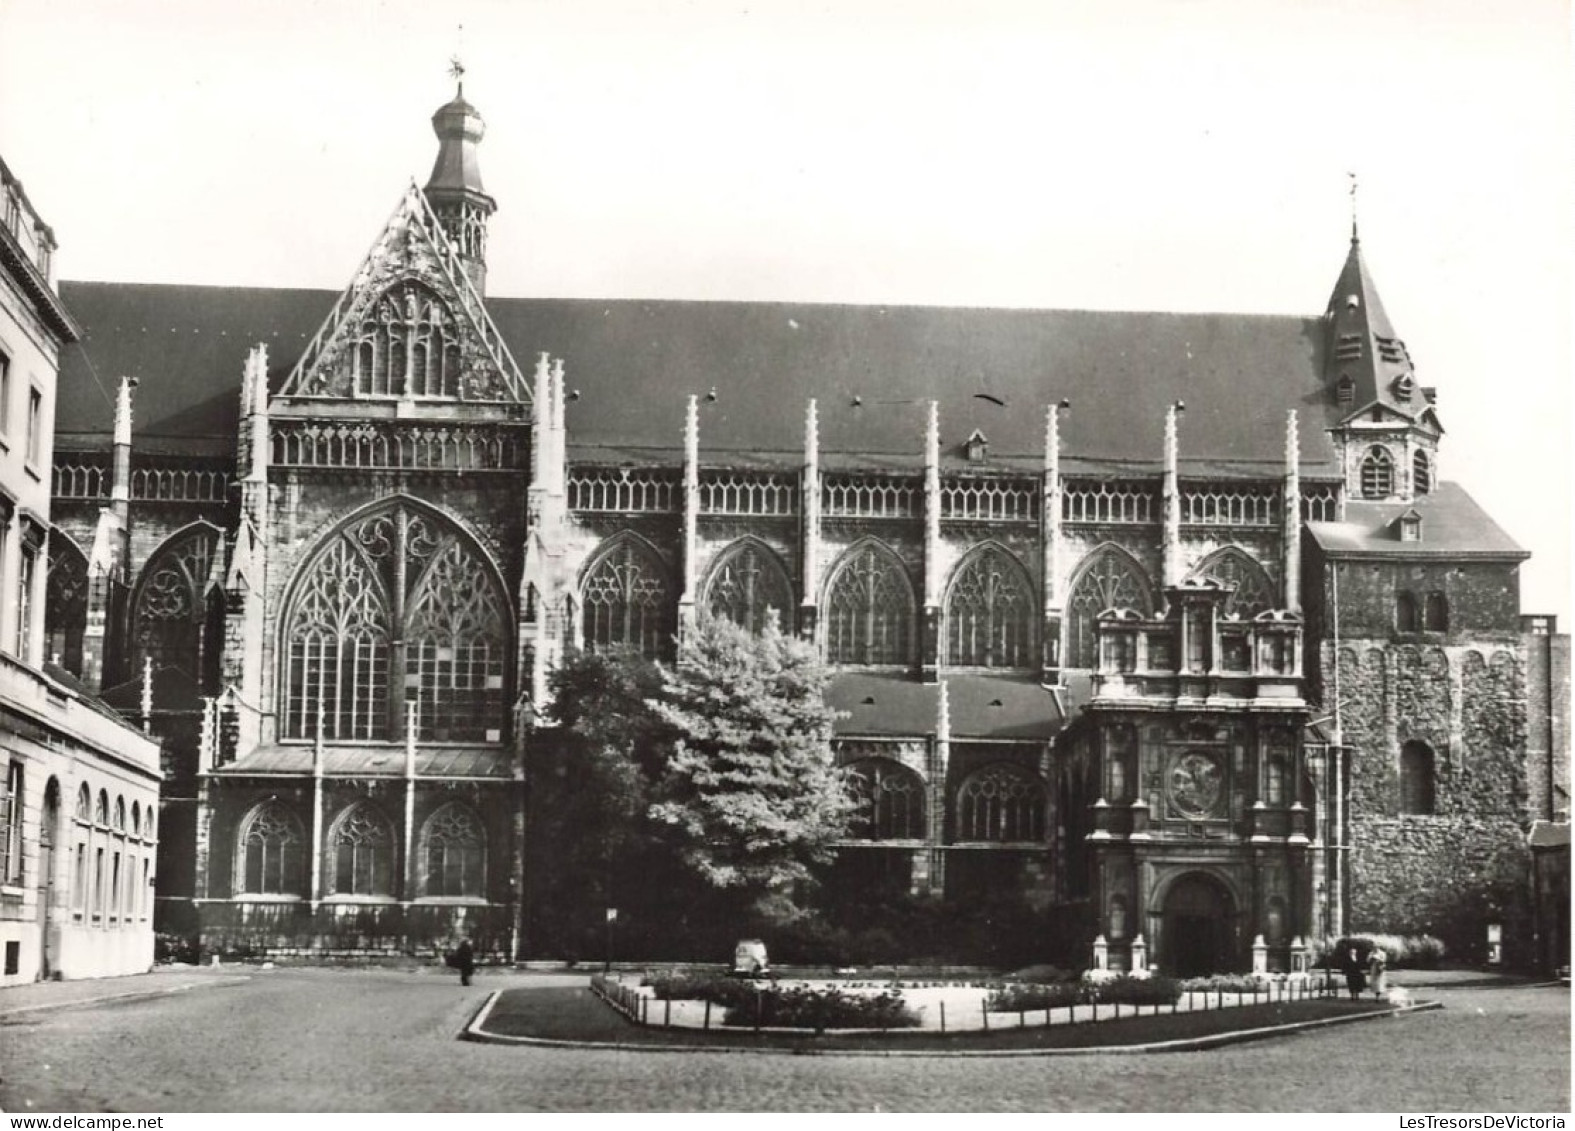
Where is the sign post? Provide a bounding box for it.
[604,907,618,974]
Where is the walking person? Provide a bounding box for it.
[1367,946,1388,1000]
[453,936,476,987]
[1341,945,1367,1000]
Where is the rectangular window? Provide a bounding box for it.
[25,387,42,466]
[0,761,19,884]
[72,842,85,918]
[14,546,33,661]
[4,940,18,975]
[110,851,121,923]
[0,349,11,436]
[92,847,104,921]
[141,858,150,919]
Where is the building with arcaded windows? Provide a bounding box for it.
[40,87,1565,970]
[0,155,162,984]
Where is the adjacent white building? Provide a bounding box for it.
[0,156,162,983]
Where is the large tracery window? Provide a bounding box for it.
[580,536,673,659]
[45,536,89,676]
[824,542,915,666]
[1066,547,1153,669]
[956,762,1047,842]
[1360,447,1394,499]
[1191,548,1275,619]
[420,802,486,898]
[704,540,793,635]
[238,801,305,896]
[844,759,926,840]
[944,546,1035,668]
[327,803,396,897]
[282,502,509,743]
[132,524,225,691]
[351,280,462,399]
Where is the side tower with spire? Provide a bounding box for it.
[1322,225,1443,504]
[423,73,497,295]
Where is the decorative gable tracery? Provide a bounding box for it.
[279,183,527,404]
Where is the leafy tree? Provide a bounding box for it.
[648,613,855,916]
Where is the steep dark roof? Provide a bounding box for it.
[58,281,1346,473]
[1306,482,1527,560]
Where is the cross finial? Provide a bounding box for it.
[1347,172,1359,243]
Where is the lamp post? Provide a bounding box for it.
[604,906,617,974]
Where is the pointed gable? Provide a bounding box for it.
[278,182,528,405]
[1323,237,1430,426]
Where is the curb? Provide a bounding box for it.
[0,975,252,1019]
[461,991,1443,1058]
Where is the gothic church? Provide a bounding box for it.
[43,87,1566,972]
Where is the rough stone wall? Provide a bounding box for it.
[1337,641,1532,963]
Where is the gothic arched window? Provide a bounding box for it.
[1191,548,1275,619]
[956,762,1046,842]
[281,502,510,742]
[420,802,486,898]
[132,524,225,692]
[45,535,89,676]
[1400,740,1436,815]
[580,536,673,659]
[704,540,793,635]
[823,543,915,666]
[844,759,926,840]
[1360,447,1394,499]
[944,546,1035,668]
[1396,591,1418,632]
[75,784,90,822]
[238,801,305,896]
[1065,547,1153,669]
[1412,450,1432,495]
[327,803,396,897]
[351,280,462,399]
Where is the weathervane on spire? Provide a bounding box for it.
[1347,171,1359,243]
[449,23,466,94]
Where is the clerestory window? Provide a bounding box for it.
[823,543,915,666]
[944,546,1036,668]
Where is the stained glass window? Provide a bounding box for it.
[956,763,1046,842]
[704,541,793,635]
[421,803,485,898]
[328,803,395,897]
[351,280,462,399]
[282,503,509,742]
[844,759,926,840]
[1065,548,1152,669]
[581,536,673,658]
[132,524,224,691]
[944,546,1035,668]
[240,801,305,896]
[824,543,915,665]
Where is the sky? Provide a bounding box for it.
[2,0,1570,619]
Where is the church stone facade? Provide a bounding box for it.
[41,88,1565,971]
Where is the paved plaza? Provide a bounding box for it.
[0,967,1567,1112]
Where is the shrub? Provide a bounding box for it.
[642,972,763,1011]
[987,982,1083,1012]
[1179,974,1268,994]
[721,985,920,1030]
[1089,974,1182,1006]
[1313,933,1446,968]
[1007,964,1079,984]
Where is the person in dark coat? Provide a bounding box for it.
[453,937,476,987]
[1340,945,1366,1000]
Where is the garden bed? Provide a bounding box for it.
[476,984,1402,1052]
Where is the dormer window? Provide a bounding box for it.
[1398,510,1423,542]
[1392,374,1415,401]
[1360,446,1394,499]
[964,429,989,463]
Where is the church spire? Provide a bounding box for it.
[423,63,496,294]
[1323,228,1417,417]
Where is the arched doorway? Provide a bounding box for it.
[1163,872,1234,976]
